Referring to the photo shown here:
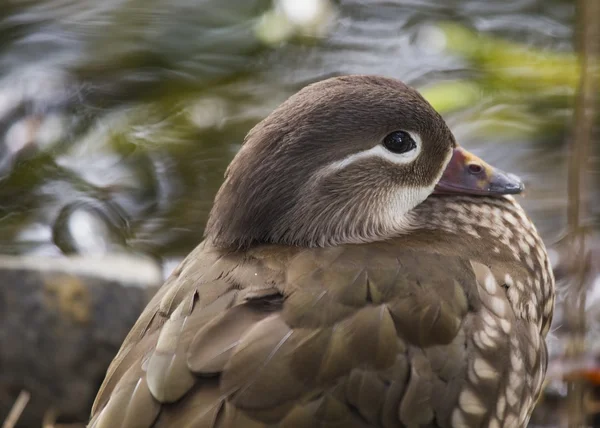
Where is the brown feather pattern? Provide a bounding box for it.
[89,197,553,428]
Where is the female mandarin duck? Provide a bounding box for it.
[89,76,554,428]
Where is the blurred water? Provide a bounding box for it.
[0,0,586,259]
[0,0,598,425]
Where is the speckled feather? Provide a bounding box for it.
[89,196,553,428]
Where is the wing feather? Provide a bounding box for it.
[90,241,544,428]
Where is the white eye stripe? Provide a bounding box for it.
[323,131,422,174]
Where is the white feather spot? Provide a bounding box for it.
[486,325,500,339]
[510,352,524,372]
[488,296,507,318]
[526,302,538,321]
[500,318,512,334]
[506,286,520,308]
[530,329,540,350]
[472,332,485,350]
[515,280,524,291]
[473,358,499,380]
[468,364,479,384]
[459,389,486,415]
[505,385,519,407]
[503,212,518,225]
[526,256,535,270]
[484,274,498,294]
[464,224,480,238]
[503,413,517,428]
[451,409,470,428]
[525,233,536,247]
[477,330,496,349]
[496,395,506,418]
[518,238,531,255]
[481,309,497,328]
[509,371,522,390]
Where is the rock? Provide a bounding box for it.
[0,254,161,427]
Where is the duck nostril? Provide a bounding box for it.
[468,163,484,175]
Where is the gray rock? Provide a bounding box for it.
[0,254,161,427]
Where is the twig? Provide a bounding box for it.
[42,408,86,428]
[1,390,31,428]
[42,408,57,428]
[566,0,600,426]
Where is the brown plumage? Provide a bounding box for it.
[89,75,554,428]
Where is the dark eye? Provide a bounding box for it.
[383,131,416,154]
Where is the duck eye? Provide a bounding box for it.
[383,131,416,154]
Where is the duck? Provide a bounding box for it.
[89,75,555,428]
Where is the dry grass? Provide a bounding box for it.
[2,391,30,428]
[563,0,600,426]
[2,392,85,428]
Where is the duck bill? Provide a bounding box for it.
[433,146,524,196]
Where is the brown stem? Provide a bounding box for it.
[566,0,599,426]
[2,391,30,428]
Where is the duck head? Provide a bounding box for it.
[205,75,523,249]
